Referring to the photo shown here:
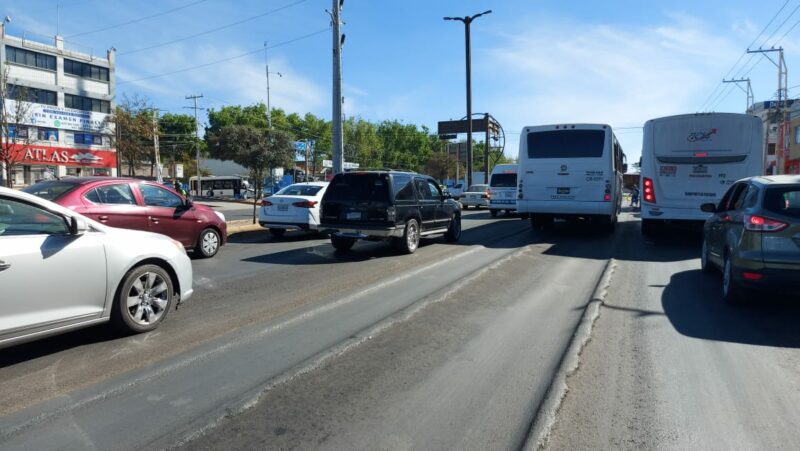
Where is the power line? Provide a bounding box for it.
[756,1,800,47]
[117,28,330,85]
[66,0,209,38]
[118,0,308,56]
[698,0,791,111]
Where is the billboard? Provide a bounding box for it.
[10,143,117,168]
[5,99,112,133]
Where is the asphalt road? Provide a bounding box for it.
[546,216,800,450]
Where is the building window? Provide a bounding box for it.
[74,132,102,145]
[8,124,29,139]
[64,58,109,82]
[768,143,776,156]
[64,93,110,113]
[6,84,57,106]
[5,45,56,71]
[795,126,800,145]
[37,128,59,142]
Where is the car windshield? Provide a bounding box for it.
[764,186,800,219]
[326,173,390,202]
[276,184,323,196]
[21,181,80,201]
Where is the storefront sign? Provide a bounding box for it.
[10,143,117,168]
[5,99,111,133]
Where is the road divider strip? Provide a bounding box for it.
[225,219,264,236]
[522,257,617,451]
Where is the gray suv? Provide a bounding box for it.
[320,171,462,254]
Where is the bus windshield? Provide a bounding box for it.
[527,129,606,159]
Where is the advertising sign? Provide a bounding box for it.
[10,143,117,168]
[6,99,111,133]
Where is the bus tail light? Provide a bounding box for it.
[643,177,656,203]
[744,214,788,232]
[603,193,611,201]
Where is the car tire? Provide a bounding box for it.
[490,209,498,218]
[396,218,420,254]
[195,228,220,258]
[722,253,746,305]
[701,239,714,274]
[269,228,286,237]
[444,214,461,242]
[112,264,174,334]
[331,234,355,252]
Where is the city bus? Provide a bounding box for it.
[639,113,764,234]
[517,123,626,231]
[189,176,252,199]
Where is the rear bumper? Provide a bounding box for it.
[640,203,713,222]
[259,221,314,230]
[461,198,490,207]
[489,199,517,210]
[320,222,403,238]
[517,199,613,216]
[734,265,800,294]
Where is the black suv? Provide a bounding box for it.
[320,171,462,253]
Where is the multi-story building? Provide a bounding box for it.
[1,25,116,186]
[751,99,800,175]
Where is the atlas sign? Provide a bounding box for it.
[11,144,117,168]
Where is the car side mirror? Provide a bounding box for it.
[184,197,193,208]
[69,216,89,235]
[443,191,453,200]
[700,203,717,213]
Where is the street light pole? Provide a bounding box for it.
[444,9,491,188]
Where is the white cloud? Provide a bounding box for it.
[483,14,741,161]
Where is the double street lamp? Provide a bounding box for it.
[444,10,491,188]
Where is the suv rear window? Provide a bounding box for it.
[527,129,606,159]
[326,173,390,202]
[490,174,517,188]
[764,186,800,219]
[22,181,79,201]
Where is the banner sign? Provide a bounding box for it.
[10,143,117,168]
[5,100,112,133]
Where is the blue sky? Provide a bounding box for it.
[4,0,800,165]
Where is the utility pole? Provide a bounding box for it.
[722,78,754,113]
[484,113,490,183]
[748,47,787,174]
[304,139,309,181]
[185,94,203,196]
[264,42,283,130]
[152,109,162,183]
[330,0,345,175]
[444,10,492,188]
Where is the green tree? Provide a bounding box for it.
[113,95,155,177]
[207,125,295,222]
[159,112,204,180]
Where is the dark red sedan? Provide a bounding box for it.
[23,177,227,258]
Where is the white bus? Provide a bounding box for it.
[639,113,763,235]
[517,124,626,231]
[189,176,252,199]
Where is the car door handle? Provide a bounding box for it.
[98,215,109,221]
[149,216,159,223]
[0,261,10,272]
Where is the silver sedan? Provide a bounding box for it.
[0,187,193,349]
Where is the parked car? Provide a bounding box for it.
[448,182,465,199]
[320,171,462,254]
[700,175,800,303]
[23,177,227,258]
[0,187,193,349]
[259,182,329,236]
[460,184,490,209]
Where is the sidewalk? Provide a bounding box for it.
[226,218,265,236]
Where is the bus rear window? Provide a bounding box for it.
[490,173,517,188]
[764,186,800,219]
[527,130,606,159]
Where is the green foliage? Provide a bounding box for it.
[113,95,155,176]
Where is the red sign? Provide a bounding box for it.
[9,144,117,168]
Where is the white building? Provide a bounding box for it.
[1,24,116,186]
[750,99,800,175]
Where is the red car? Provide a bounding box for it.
[23,177,227,258]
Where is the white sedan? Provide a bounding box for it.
[259,182,329,236]
[0,187,193,349]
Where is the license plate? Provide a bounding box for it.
[504,191,512,198]
[278,203,289,211]
[346,211,361,220]
[557,187,570,194]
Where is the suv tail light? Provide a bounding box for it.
[643,177,656,203]
[387,205,396,222]
[744,214,788,232]
[292,200,318,208]
[261,199,273,207]
[484,188,492,199]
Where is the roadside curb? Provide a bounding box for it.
[225,220,264,236]
[522,258,617,451]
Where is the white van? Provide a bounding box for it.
[517,124,626,231]
[488,164,518,217]
[639,113,764,234]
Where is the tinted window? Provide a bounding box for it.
[527,129,606,159]
[719,183,747,211]
[764,186,800,219]
[490,173,517,188]
[85,184,136,205]
[140,184,183,208]
[414,179,432,200]
[0,197,69,236]
[22,181,79,201]
[427,181,442,201]
[276,184,323,196]
[392,175,415,201]
[326,173,390,202]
